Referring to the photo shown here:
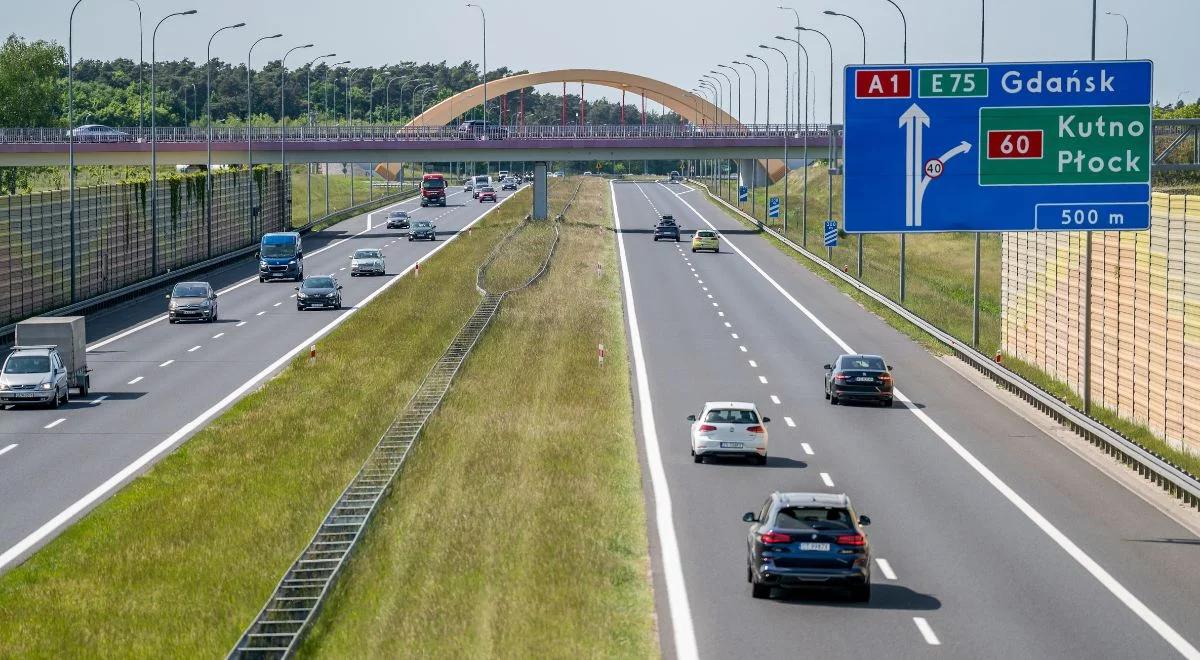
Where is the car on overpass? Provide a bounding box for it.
[295,275,342,311]
[350,249,385,277]
[691,229,719,253]
[653,215,680,242]
[688,401,769,465]
[409,220,437,241]
[478,186,497,203]
[385,210,410,230]
[743,492,872,601]
[823,354,894,406]
[456,119,508,140]
[66,124,130,142]
[167,281,218,323]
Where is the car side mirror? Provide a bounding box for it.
[294,286,300,291]
[858,515,871,526]
[762,417,771,423]
[337,285,344,290]
[887,365,893,371]
[742,512,757,523]
[254,250,260,259]
[296,251,303,259]
[686,414,696,422]
[823,364,832,370]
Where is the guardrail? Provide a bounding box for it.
[0,124,832,144]
[688,178,1200,511]
[0,185,418,345]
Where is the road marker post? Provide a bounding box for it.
[598,343,606,365]
[308,344,317,365]
[415,262,420,276]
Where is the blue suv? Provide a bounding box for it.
[743,492,872,601]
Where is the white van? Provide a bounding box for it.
[472,175,491,198]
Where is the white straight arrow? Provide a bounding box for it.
[899,104,930,227]
[915,140,972,227]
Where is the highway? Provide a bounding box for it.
[0,184,517,571]
[612,180,1200,659]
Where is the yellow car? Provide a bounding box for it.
[691,229,720,253]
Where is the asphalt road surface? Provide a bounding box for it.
[612,180,1200,659]
[0,184,519,571]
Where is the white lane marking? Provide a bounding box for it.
[339,267,346,271]
[723,321,730,327]
[770,395,781,404]
[82,192,442,353]
[669,183,1200,660]
[127,376,143,385]
[187,345,201,352]
[913,618,941,646]
[612,181,699,659]
[235,321,246,327]
[707,294,714,299]
[731,332,739,339]
[758,376,768,384]
[739,345,747,352]
[693,273,700,278]
[717,311,724,317]
[88,396,108,405]
[211,333,224,339]
[801,442,813,455]
[748,360,758,368]
[820,472,834,487]
[876,558,898,580]
[159,360,174,367]
[711,302,719,307]
[256,311,266,316]
[290,294,297,298]
[44,418,65,429]
[787,417,798,428]
[0,189,510,575]
[0,444,17,456]
[273,302,282,307]
[698,279,704,284]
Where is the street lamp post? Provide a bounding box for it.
[732,61,757,125]
[325,61,349,216]
[385,76,407,124]
[1106,11,1130,59]
[151,9,198,276]
[702,73,728,196]
[281,43,314,226]
[247,33,283,239]
[68,0,86,303]
[466,4,487,124]
[823,10,866,279]
[302,53,335,227]
[775,36,810,245]
[754,49,786,231]
[698,82,719,185]
[881,0,909,300]
[128,0,143,133]
[798,25,835,262]
[717,64,742,124]
[206,21,245,259]
[346,67,361,205]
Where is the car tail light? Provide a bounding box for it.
[879,373,892,382]
[836,534,866,547]
[833,374,848,382]
[760,531,791,544]
[746,425,766,434]
[698,424,717,432]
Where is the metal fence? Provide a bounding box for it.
[1002,191,1200,455]
[0,169,287,328]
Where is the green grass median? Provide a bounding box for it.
[0,190,528,657]
[298,176,657,658]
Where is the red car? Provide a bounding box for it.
[478,186,497,203]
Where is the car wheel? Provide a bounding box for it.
[259,277,266,283]
[297,305,304,311]
[751,581,772,599]
[49,389,61,410]
[693,453,703,464]
[62,388,69,406]
[824,386,830,400]
[691,248,697,253]
[169,318,177,324]
[849,582,871,603]
[754,454,767,466]
[408,236,413,241]
[887,398,896,407]
[653,237,658,242]
[715,247,720,253]
[675,237,680,242]
[829,394,838,405]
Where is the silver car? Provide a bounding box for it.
[168,281,218,323]
[0,347,70,408]
[350,248,385,276]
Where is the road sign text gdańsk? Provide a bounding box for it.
[843,61,1152,233]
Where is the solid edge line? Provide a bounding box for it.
[83,191,460,353]
[610,180,700,660]
[0,190,512,574]
[663,182,1200,660]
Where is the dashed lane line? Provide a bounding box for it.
[212,333,224,339]
[800,441,813,454]
[187,345,202,353]
[0,444,17,457]
[748,360,758,368]
[159,360,174,367]
[770,395,781,404]
[127,376,143,385]
[787,417,798,428]
[88,396,108,405]
[44,418,65,430]
[913,618,941,646]
[820,472,835,487]
[876,558,898,580]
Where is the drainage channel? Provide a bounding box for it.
[228,179,577,659]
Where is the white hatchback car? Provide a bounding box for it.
[688,401,770,465]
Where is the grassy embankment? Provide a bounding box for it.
[299,176,657,658]
[707,171,1200,477]
[0,189,529,656]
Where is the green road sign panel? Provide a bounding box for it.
[919,68,989,98]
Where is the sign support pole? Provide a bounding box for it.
[1083,0,1098,414]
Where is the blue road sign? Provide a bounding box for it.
[824,220,838,247]
[843,60,1152,233]
[768,196,781,218]
[739,186,748,203]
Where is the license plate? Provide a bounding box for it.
[799,542,830,551]
[855,377,876,382]
[17,392,38,398]
[720,441,744,449]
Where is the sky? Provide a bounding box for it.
[7,0,1197,124]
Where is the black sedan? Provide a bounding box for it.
[409,220,437,241]
[824,354,894,406]
[295,275,343,311]
[653,215,680,242]
[744,492,872,601]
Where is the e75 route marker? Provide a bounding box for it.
[844,60,1152,233]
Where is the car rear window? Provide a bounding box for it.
[697,231,716,238]
[305,277,335,288]
[354,250,381,259]
[774,507,854,531]
[704,408,759,424]
[841,357,886,370]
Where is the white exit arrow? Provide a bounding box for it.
[899,103,930,227]
[914,141,972,227]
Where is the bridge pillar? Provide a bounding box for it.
[737,158,769,188]
[533,162,549,220]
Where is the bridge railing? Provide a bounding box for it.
[0,123,835,144]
